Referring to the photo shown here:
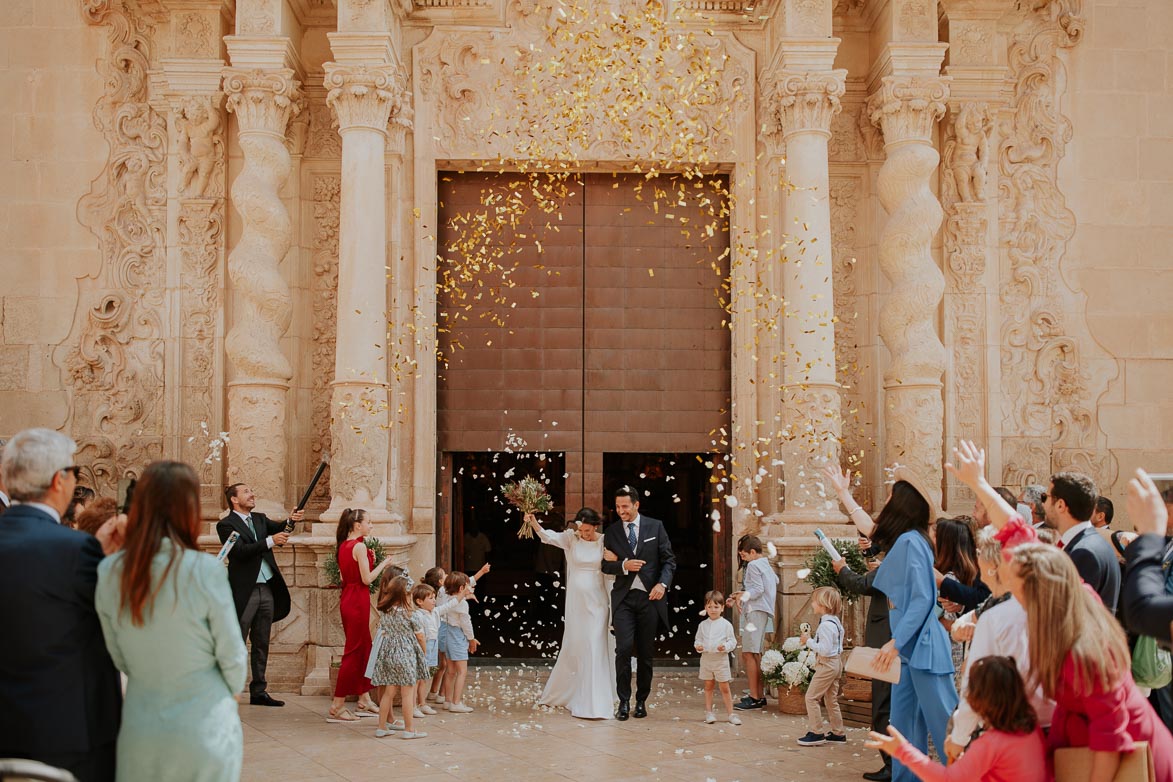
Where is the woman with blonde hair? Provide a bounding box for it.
[1007,543,1173,782]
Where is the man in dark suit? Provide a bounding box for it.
[217,483,302,706]
[601,485,676,720]
[835,542,892,782]
[1045,471,1120,613]
[0,428,122,781]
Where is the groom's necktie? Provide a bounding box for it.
[626,522,637,551]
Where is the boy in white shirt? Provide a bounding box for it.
[695,590,742,725]
[798,586,846,746]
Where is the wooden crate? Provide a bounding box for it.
[840,698,872,729]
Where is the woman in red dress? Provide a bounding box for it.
[327,508,392,722]
[1007,542,1173,782]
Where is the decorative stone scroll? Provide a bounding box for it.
[771,71,846,136]
[66,0,169,496]
[868,75,949,498]
[997,0,1115,491]
[222,67,303,509]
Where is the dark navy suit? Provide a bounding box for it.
[0,503,121,781]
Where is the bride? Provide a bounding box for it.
[525,508,616,719]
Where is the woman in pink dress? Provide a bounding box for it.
[1007,542,1173,782]
[327,508,393,723]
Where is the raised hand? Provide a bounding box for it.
[945,439,986,489]
[865,725,909,756]
[1127,468,1169,537]
[822,464,854,499]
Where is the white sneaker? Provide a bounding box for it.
[728,714,742,726]
[426,692,438,703]
[401,730,428,739]
[420,705,438,715]
[447,702,474,713]
[383,720,405,731]
[413,708,426,718]
[704,712,715,724]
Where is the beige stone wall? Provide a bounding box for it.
[1065,0,1173,516]
[0,2,106,433]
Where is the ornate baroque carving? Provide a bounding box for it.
[868,76,949,498]
[176,95,225,198]
[323,62,411,134]
[943,103,991,204]
[222,67,303,503]
[178,199,224,486]
[310,175,340,505]
[174,11,213,57]
[67,0,168,496]
[766,70,847,136]
[829,102,863,162]
[304,99,343,159]
[997,0,1114,490]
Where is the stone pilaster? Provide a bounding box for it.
[771,68,850,525]
[868,73,950,502]
[321,60,406,522]
[222,66,303,515]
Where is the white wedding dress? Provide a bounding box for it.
[537,528,617,719]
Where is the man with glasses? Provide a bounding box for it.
[0,428,123,781]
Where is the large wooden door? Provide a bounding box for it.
[437,171,731,659]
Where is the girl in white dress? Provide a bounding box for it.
[525,508,617,719]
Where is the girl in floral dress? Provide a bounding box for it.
[371,574,429,740]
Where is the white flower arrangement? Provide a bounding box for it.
[798,649,817,668]
[760,649,785,676]
[781,661,811,689]
[781,636,802,654]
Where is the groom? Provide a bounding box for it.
[602,485,676,720]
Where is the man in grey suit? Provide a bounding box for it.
[1046,471,1121,613]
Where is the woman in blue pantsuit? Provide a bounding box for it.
[825,465,958,782]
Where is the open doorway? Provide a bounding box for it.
[602,452,730,661]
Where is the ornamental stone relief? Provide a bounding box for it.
[67,0,169,497]
[175,95,225,199]
[997,0,1116,491]
[310,174,341,506]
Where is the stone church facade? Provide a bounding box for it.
[1,0,1169,690]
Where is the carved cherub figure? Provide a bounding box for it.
[178,98,221,197]
[951,103,991,203]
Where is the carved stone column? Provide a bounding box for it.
[321,60,406,521]
[868,74,950,499]
[772,68,849,524]
[222,67,303,514]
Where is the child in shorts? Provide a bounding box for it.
[694,590,741,725]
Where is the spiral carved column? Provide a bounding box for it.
[868,76,949,499]
[222,67,303,512]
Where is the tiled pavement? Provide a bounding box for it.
[241,667,882,781]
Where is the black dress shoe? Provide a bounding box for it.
[250,693,285,707]
[862,768,891,781]
[633,701,647,718]
[616,701,630,721]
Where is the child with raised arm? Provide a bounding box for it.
[798,586,847,746]
[867,655,1045,781]
[439,571,479,712]
[694,590,741,726]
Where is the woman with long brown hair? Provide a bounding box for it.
[95,461,247,781]
[327,507,392,722]
[1007,543,1173,782]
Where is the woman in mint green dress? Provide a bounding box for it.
[95,461,247,781]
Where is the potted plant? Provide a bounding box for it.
[761,637,818,714]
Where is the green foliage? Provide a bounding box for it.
[803,539,869,603]
[322,536,388,595]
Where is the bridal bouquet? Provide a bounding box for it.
[501,476,553,539]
